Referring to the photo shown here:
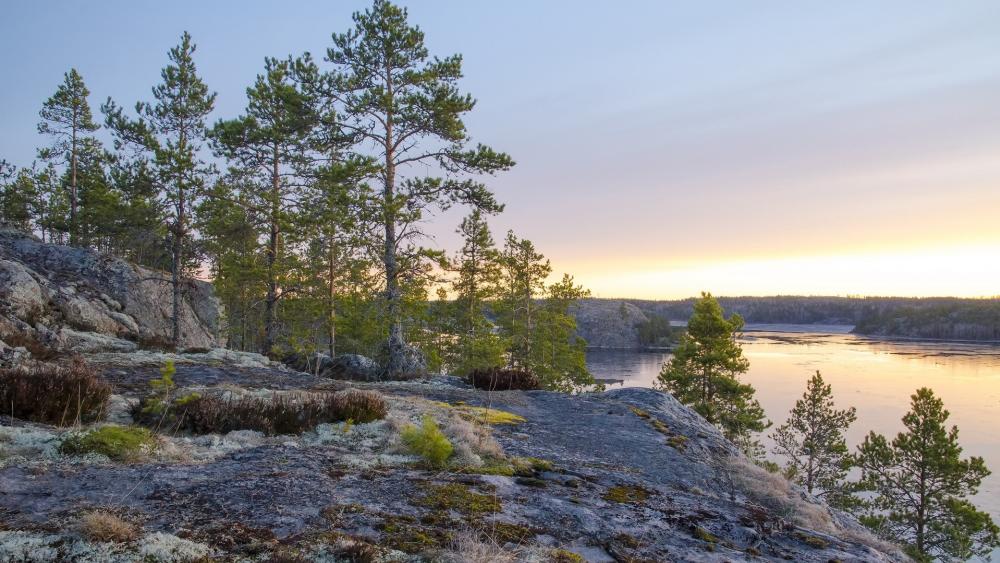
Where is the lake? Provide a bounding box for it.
[587,325,1000,540]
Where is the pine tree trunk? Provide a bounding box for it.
[328,237,337,358]
[263,144,280,357]
[70,115,78,246]
[383,74,405,378]
[171,187,184,348]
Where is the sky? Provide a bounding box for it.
[2,1,1000,299]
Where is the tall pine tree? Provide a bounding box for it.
[322,0,514,376]
[104,32,216,346]
[37,68,101,245]
[210,57,317,356]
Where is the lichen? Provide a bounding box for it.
[137,531,213,561]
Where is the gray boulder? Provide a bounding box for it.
[326,353,380,381]
[0,227,222,350]
[0,259,45,320]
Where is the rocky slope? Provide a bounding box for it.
[0,353,905,562]
[0,227,222,359]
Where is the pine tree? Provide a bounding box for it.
[210,57,316,356]
[322,0,514,376]
[530,274,591,391]
[300,159,375,358]
[854,388,999,561]
[0,168,38,232]
[771,371,856,496]
[37,68,101,245]
[497,231,551,371]
[446,210,505,374]
[657,292,769,451]
[495,232,593,390]
[104,32,216,346]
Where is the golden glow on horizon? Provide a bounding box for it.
[573,242,1000,299]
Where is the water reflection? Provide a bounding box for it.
[587,327,1000,527]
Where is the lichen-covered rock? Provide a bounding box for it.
[56,328,138,353]
[0,258,45,320]
[0,227,222,350]
[0,361,905,563]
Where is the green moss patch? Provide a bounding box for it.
[413,482,501,516]
[59,425,156,461]
[603,485,651,504]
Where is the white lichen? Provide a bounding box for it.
[137,532,212,561]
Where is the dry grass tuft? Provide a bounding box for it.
[78,509,139,543]
[722,456,834,533]
[439,530,520,563]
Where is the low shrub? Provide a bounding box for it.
[466,368,540,391]
[60,425,157,461]
[401,415,453,468]
[134,389,388,436]
[0,356,111,425]
[78,509,139,543]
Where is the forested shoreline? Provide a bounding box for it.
[572,296,1000,347]
[0,1,594,390]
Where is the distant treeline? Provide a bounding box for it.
[597,296,1000,342]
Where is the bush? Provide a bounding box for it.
[0,356,111,425]
[134,389,388,436]
[466,368,540,391]
[401,415,453,468]
[60,425,157,461]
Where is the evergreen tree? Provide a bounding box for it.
[854,388,999,561]
[104,32,216,346]
[495,231,593,390]
[446,210,505,374]
[300,159,375,358]
[771,371,856,496]
[107,158,170,269]
[0,168,38,232]
[210,57,317,356]
[37,68,101,245]
[529,273,591,391]
[657,292,769,452]
[322,0,514,376]
[497,231,551,371]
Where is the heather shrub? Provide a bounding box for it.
[401,415,453,468]
[0,356,111,425]
[134,389,388,436]
[467,368,540,391]
[60,425,157,461]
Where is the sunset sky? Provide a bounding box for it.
[3,1,999,299]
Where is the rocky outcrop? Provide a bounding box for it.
[0,361,904,562]
[0,227,222,353]
[572,298,650,349]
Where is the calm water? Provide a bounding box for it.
[587,326,1000,531]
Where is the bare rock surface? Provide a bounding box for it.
[0,227,222,352]
[0,360,904,562]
